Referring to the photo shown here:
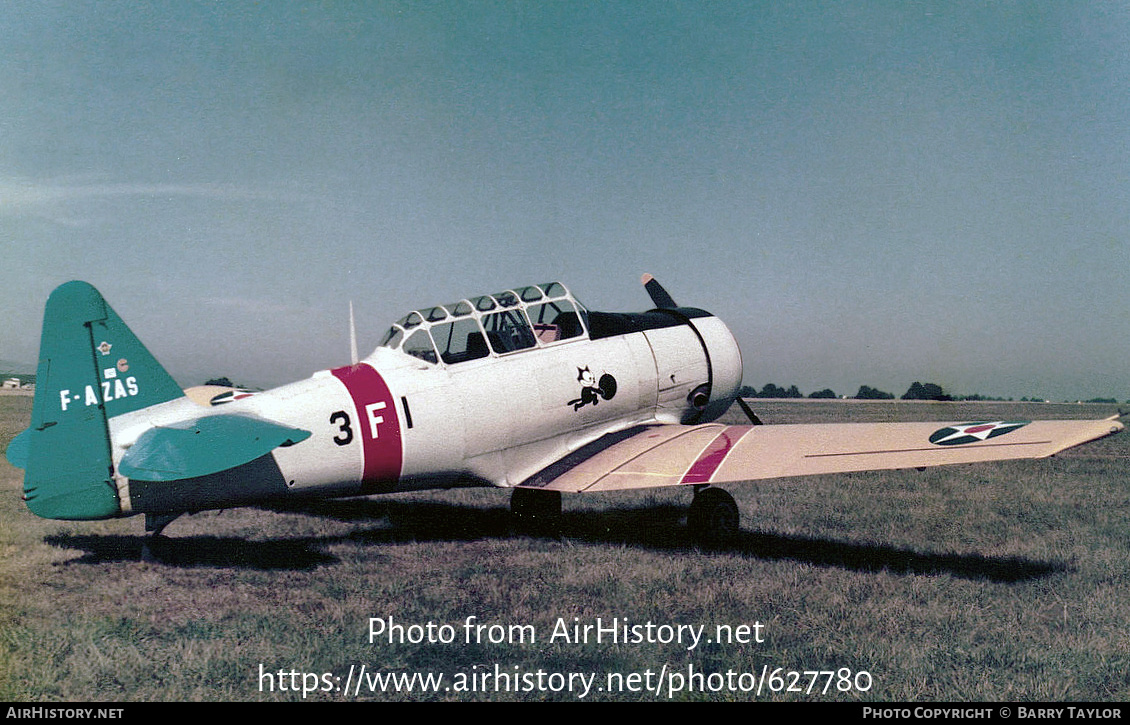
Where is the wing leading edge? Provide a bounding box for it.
[519,417,1125,494]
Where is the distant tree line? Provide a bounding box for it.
[739,382,906,400]
[739,381,1128,403]
[855,385,894,400]
[901,382,951,401]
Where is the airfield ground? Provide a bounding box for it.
[1,394,1127,701]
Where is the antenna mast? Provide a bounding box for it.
[349,301,359,365]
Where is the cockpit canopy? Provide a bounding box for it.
[378,282,589,365]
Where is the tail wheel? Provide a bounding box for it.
[688,487,740,548]
[510,488,562,536]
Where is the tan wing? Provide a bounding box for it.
[519,418,1124,493]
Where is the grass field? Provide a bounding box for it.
[1,392,1127,701]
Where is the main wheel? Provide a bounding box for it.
[687,487,740,548]
[510,488,562,537]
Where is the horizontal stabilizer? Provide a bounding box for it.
[520,418,1125,493]
[119,413,311,482]
[5,428,30,469]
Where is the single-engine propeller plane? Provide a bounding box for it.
[5,276,1124,546]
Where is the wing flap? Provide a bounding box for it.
[520,418,1124,493]
[118,413,311,482]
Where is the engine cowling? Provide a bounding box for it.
[686,314,743,423]
[636,308,743,424]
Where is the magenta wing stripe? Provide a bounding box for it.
[681,427,741,484]
[331,364,402,493]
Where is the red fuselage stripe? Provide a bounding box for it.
[331,364,402,492]
[681,427,740,484]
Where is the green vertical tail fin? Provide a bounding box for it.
[12,281,184,520]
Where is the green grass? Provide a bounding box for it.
[1,394,1127,701]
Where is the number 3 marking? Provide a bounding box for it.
[330,410,353,446]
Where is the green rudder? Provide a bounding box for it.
[19,281,185,520]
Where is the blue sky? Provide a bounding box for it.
[2,1,1127,401]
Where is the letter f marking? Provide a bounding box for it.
[365,401,387,439]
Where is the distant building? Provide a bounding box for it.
[2,378,20,389]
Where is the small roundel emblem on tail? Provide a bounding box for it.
[929,421,1030,446]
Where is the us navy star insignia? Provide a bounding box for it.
[929,421,1029,446]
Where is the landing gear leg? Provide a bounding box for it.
[142,513,181,562]
[510,488,562,537]
[145,513,180,537]
[687,486,740,548]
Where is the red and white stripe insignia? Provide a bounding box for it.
[681,427,742,484]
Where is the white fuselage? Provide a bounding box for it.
[107,310,741,516]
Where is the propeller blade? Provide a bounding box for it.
[641,273,678,309]
[736,397,764,425]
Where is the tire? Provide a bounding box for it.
[510,488,562,537]
[687,487,740,548]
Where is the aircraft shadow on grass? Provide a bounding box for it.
[43,532,339,570]
[45,497,1064,582]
